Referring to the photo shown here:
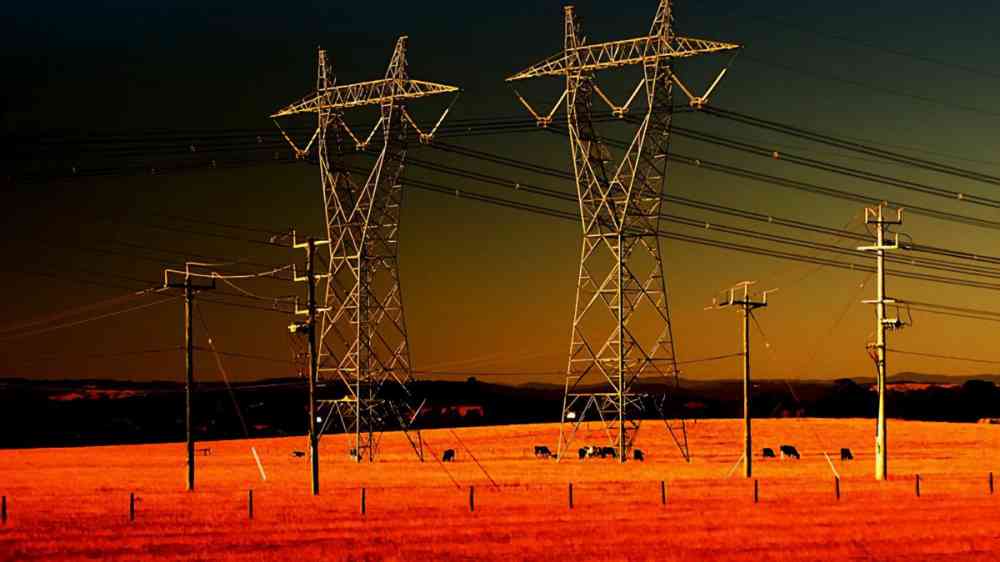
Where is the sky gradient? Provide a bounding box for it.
[3,1,1000,384]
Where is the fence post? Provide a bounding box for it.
[248,490,254,520]
[915,474,921,497]
[753,479,759,504]
[469,486,475,512]
[2,495,6,525]
[360,487,366,516]
[568,482,574,509]
[835,477,841,501]
[129,492,135,522]
[990,472,994,495]
[660,481,667,505]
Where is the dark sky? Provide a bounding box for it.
[3,1,1000,383]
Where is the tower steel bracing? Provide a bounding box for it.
[507,1,739,462]
[274,37,458,463]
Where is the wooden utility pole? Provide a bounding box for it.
[185,278,195,491]
[306,238,319,496]
[292,234,330,496]
[709,281,775,479]
[858,204,904,481]
[164,268,214,492]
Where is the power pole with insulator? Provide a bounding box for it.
[858,204,905,481]
[163,265,215,492]
[290,233,330,496]
[708,281,775,479]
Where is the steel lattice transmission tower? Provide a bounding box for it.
[507,1,739,462]
[273,37,459,462]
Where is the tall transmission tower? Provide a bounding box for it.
[507,0,740,462]
[858,204,906,481]
[273,37,459,463]
[708,281,774,478]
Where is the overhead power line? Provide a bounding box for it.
[8,347,183,365]
[540,126,1000,233]
[0,296,180,342]
[411,146,1000,278]
[369,162,1000,292]
[15,108,1000,247]
[428,139,1000,266]
[669,125,1000,210]
[703,106,1000,186]
[889,349,1000,366]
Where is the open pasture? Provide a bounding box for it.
[1,418,999,561]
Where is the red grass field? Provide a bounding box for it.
[1,419,999,561]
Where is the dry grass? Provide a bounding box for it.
[1,419,999,561]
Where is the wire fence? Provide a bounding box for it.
[1,471,997,528]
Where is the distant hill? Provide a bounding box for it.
[888,372,1000,384]
[1,374,998,448]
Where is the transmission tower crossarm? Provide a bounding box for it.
[274,35,442,466]
[271,79,459,117]
[506,35,740,81]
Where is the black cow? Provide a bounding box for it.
[762,447,776,459]
[442,449,456,462]
[578,447,589,460]
[534,445,554,458]
[633,449,645,462]
[779,445,800,460]
[599,446,617,459]
[291,450,306,458]
[840,447,853,461]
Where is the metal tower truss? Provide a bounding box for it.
[273,37,459,462]
[507,1,739,462]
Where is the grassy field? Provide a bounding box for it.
[1,418,999,561]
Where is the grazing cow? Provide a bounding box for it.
[840,447,853,461]
[633,449,645,462]
[534,445,553,458]
[779,445,800,460]
[762,447,776,459]
[291,450,306,458]
[578,447,589,460]
[600,446,617,459]
[442,449,456,462]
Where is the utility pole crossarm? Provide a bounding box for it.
[271,79,459,117]
[506,35,740,81]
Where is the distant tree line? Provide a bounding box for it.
[0,377,997,448]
